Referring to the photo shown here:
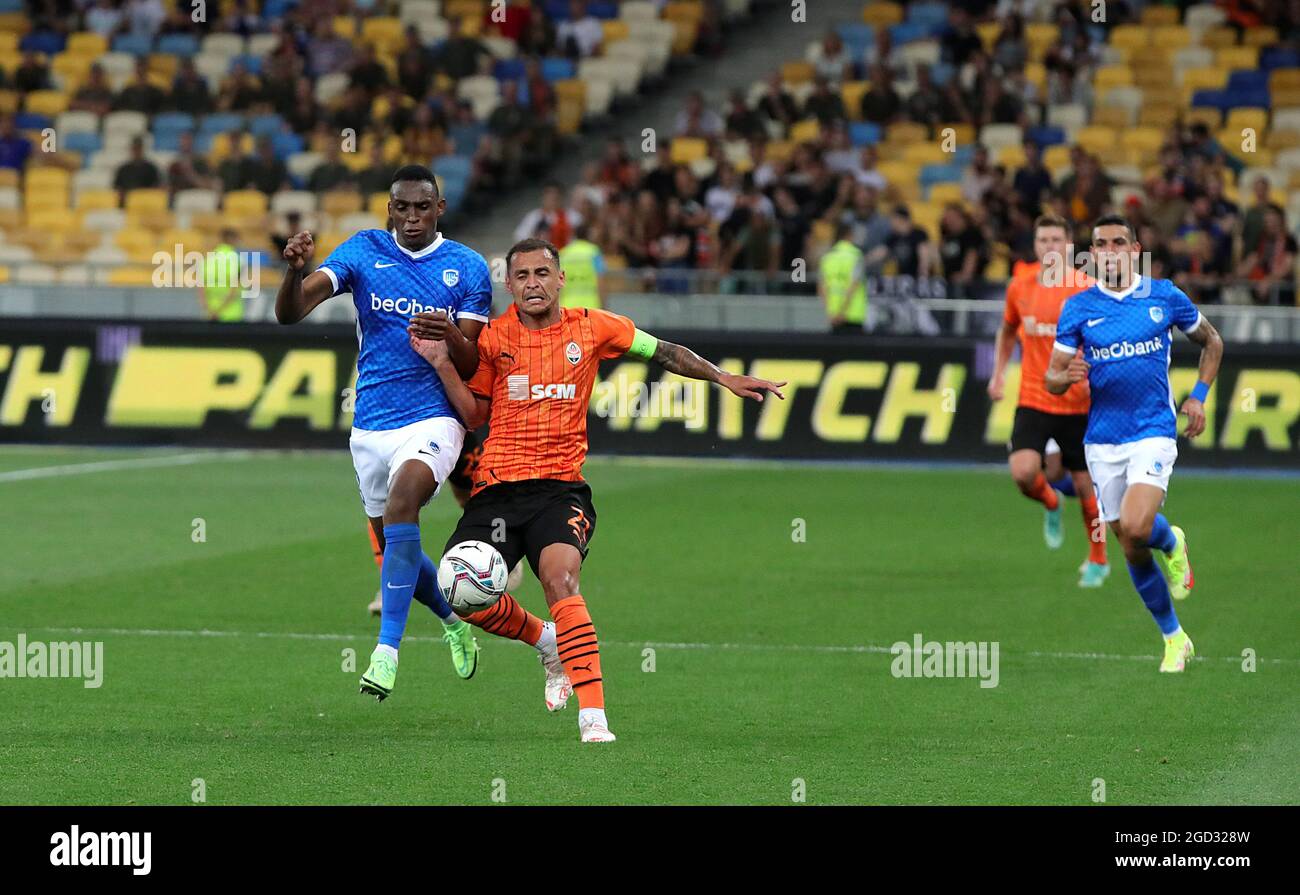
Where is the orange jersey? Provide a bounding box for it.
[1003,262,1093,415]
[467,306,635,494]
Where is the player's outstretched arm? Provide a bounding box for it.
[1044,346,1088,395]
[410,335,490,428]
[1179,317,1223,439]
[651,338,786,401]
[275,231,334,324]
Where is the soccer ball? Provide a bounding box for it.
[438,541,507,614]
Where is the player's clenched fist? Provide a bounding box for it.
[407,309,452,341]
[283,231,315,270]
[409,332,450,366]
[1179,397,1207,439]
[1065,348,1089,384]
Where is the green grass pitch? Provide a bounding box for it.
[0,445,1296,805]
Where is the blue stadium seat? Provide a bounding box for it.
[153,112,195,135]
[1227,70,1268,92]
[929,61,955,85]
[20,30,65,55]
[906,2,949,28]
[849,122,881,146]
[540,57,576,81]
[1191,89,1230,111]
[0,0,24,11]
[435,156,472,210]
[234,54,263,75]
[112,33,153,55]
[1026,126,1066,146]
[193,132,216,155]
[64,131,102,155]
[450,122,486,156]
[271,131,305,158]
[493,59,527,81]
[835,23,875,60]
[263,0,298,17]
[950,144,975,165]
[249,114,285,138]
[199,113,246,135]
[14,112,51,131]
[1260,47,1299,70]
[587,1,619,19]
[151,130,188,152]
[156,34,199,57]
[1223,87,1269,109]
[889,22,930,45]
[545,0,571,22]
[920,163,963,186]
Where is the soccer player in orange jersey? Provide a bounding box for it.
[989,214,1109,588]
[409,237,786,742]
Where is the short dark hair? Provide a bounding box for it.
[1092,213,1134,241]
[391,164,439,196]
[506,237,560,273]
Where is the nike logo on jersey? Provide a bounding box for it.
[1087,317,1106,327]
[375,261,398,268]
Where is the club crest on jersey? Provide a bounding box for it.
[442,269,459,287]
[1149,306,1164,323]
[565,340,581,365]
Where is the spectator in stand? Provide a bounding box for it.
[357,141,395,195]
[675,90,724,139]
[486,79,529,189]
[756,71,799,133]
[939,202,987,298]
[217,133,251,192]
[772,185,812,273]
[597,138,638,193]
[524,56,556,123]
[482,0,533,43]
[70,63,115,117]
[332,85,374,138]
[85,0,123,38]
[942,8,983,66]
[0,115,33,172]
[308,141,356,193]
[961,145,999,204]
[349,43,391,97]
[1173,228,1227,305]
[993,13,1028,71]
[650,196,697,292]
[811,29,852,83]
[1236,207,1297,305]
[307,18,355,78]
[822,124,858,175]
[244,135,291,195]
[1239,176,1285,255]
[215,61,264,113]
[833,181,891,272]
[982,75,1026,126]
[519,12,557,56]
[704,162,740,224]
[397,26,434,99]
[1059,152,1112,229]
[854,144,887,191]
[168,58,214,115]
[113,136,162,199]
[859,64,901,125]
[803,76,846,126]
[14,51,51,94]
[515,182,584,248]
[1142,175,1188,242]
[221,0,262,36]
[167,131,219,194]
[1012,141,1053,215]
[723,89,765,141]
[283,76,320,133]
[718,178,777,275]
[872,205,934,280]
[125,0,167,39]
[904,65,946,128]
[557,0,604,59]
[116,57,166,116]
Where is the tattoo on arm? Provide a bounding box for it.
[653,339,724,383]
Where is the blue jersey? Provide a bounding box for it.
[319,230,492,430]
[1053,276,1203,445]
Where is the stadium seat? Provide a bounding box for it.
[223,190,269,220]
[1108,25,1149,53]
[1181,66,1229,91]
[1199,27,1238,49]
[849,121,881,146]
[1184,4,1227,32]
[1152,25,1191,50]
[1173,46,1214,73]
[1091,106,1131,129]
[861,3,903,28]
[1225,107,1269,134]
[1242,27,1279,47]
[1261,48,1300,71]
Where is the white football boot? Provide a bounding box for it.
[579,709,616,743]
[537,622,573,712]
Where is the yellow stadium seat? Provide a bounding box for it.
[161,229,206,252]
[51,53,94,83]
[24,167,70,195]
[1091,106,1131,129]
[76,188,118,211]
[764,140,795,162]
[1043,145,1072,173]
[148,53,178,81]
[664,1,704,23]
[1141,86,1181,107]
[995,144,1027,169]
[789,118,821,145]
[1200,27,1237,49]
[24,89,69,118]
[0,13,30,34]
[1185,107,1222,129]
[25,208,79,232]
[876,160,918,188]
[321,191,363,218]
[1108,25,1149,52]
[66,31,107,56]
[939,123,975,146]
[975,21,999,53]
[1242,27,1278,47]
[1152,25,1191,50]
[209,132,254,163]
[1094,65,1132,91]
[361,16,403,44]
[669,137,708,164]
[781,61,815,85]
[909,203,942,240]
[841,81,869,120]
[332,16,356,39]
[1131,64,1174,91]
[884,121,926,145]
[1140,105,1179,128]
[0,88,17,114]
[1225,107,1269,134]
[1270,69,1300,91]
[1216,46,1259,70]
[223,190,268,219]
[1181,66,1229,91]
[1074,126,1116,155]
[1025,23,1058,49]
[862,3,903,27]
[1272,88,1300,107]
[1121,127,1164,155]
[114,228,155,254]
[107,266,157,286]
[1267,129,1300,150]
[602,21,630,45]
[903,143,950,166]
[124,188,169,217]
[1141,6,1180,25]
[927,183,962,204]
[1024,61,1046,90]
[368,193,390,221]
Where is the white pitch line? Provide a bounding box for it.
[18,625,1299,666]
[0,451,254,483]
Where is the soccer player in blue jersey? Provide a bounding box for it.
[275,165,495,699]
[1046,215,1223,673]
